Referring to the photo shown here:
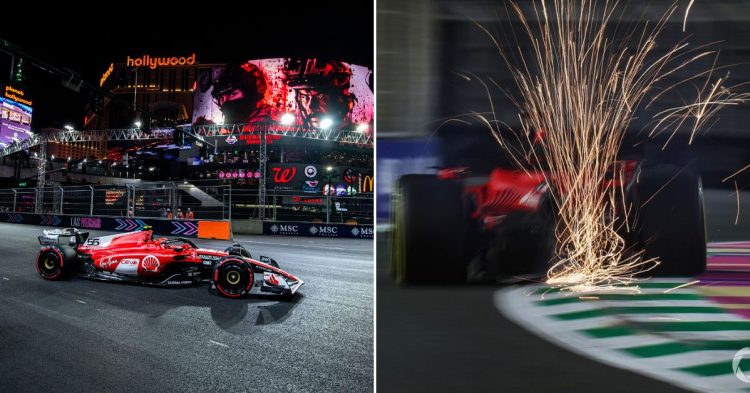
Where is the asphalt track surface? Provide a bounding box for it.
[0,225,373,393]
[377,188,750,393]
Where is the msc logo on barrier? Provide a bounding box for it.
[270,224,299,235]
[351,227,374,238]
[266,222,373,238]
[310,226,338,237]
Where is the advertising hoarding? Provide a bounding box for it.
[0,85,33,146]
[192,58,373,133]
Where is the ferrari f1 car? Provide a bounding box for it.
[389,150,706,284]
[36,228,304,298]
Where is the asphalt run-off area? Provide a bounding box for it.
[0,223,373,393]
[378,188,750,393]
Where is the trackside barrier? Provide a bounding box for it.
[197,221,232,240]
[0,212,231,240]
[262,221,374,239]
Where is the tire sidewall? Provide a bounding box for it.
[213,257,254,298]
[37,248,65,280]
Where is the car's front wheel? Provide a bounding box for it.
[213,257,254,298]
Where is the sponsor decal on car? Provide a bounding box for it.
[264,272,282,286]
[199,254,222,266]
[141,255,160,272]
[98,256,117,269]
[120,258,139,265]
[166,280,193,285]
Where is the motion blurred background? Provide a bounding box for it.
[377,1,750,392]
[378,0,749,221]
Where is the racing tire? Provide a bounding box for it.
[36,246,76,280]
[390,174,469,284]
[213,257,254,298]
[225,244,252,259]
[632,165,707,276]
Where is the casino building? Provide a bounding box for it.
[84,53,220,131]
[55,56,374,206]
[50,53,220,160]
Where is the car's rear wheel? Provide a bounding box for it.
[390,174,469,284]
[632,165,707,276]
[213,257,254,298]
[36,246,75,280]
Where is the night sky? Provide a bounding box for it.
[0,1,374,129]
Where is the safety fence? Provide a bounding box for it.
[229,189,373,225]
[0,180,373,225]
[0,182,230,221]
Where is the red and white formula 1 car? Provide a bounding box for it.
[36,227,304,298]
[390,161,706,284]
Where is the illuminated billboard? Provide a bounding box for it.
[267,163,373,195]
[192,58,373,132]
[0,86,33,147]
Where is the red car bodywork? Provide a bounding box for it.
[438,160,638,229]
[37,229,303,297]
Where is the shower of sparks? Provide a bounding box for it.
[663,280,700,293]
[736,181,741,225]
[470,0,748,293]
[683,0,695,32]
[723,164,750,182]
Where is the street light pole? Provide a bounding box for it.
[133,68,138,109]
[326,166,333,223]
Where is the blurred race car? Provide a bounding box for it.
[389,159,706,284]
[36,228,304,298]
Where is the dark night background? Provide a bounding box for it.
[377,0,750,188]
[0,0,374,129]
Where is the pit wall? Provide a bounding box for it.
[0,212,231,240]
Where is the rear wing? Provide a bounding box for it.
[38,228,90,247]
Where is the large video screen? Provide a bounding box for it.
[0,96,33,146]
[192,58,373,131]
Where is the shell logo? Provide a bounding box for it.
[141,255,160,272]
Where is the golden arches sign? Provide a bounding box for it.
[362,175,374,193]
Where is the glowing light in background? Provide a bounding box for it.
[280,113,295,125]
[320,118,333,129]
